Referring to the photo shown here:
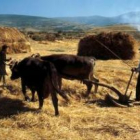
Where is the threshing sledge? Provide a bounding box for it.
[83,70,140,107]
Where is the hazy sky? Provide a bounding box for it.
[0,0,140,17]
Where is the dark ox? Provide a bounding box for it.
[40,54,99,97]
[10,57,68,116]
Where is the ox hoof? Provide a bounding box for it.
[31,99,37,102]
[55,112,59,116]
[82,94,89,98]
[25,97,31,102]
[36,109,42,114]
[135,98,140,101]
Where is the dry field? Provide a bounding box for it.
[0,39,140,140]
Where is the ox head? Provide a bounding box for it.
[9,60,20,80]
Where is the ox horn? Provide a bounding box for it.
[30,53,40,58]
[8,59,19,69]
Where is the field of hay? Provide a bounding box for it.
[1,38,140,140]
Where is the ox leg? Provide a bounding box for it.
[21,81,30,101]
[84,74,99,97]
[92,76,99,93]
[37,90,44,109]
[85,82,93,97]
[31,89,36,102]
[51,92,59,116]
[89,72,99,93]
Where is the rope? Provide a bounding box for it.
[95,39,133,69]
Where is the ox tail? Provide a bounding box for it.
[46,61,69,102]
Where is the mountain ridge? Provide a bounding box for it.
[0,11,140,32]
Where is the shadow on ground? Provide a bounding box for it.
[84,98,118,107]
[0,97,37,119]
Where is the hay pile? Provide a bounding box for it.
[77,32,137,60]
[0,27,31,53]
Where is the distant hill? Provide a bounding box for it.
[0,11,140,32]
[0,14,92,32]
[57,16,114,26]
[57,11,140,26]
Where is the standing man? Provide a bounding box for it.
[132,61,140,101]
[0,45,11,87]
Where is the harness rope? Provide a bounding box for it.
[95,39,133,69]
[94,39,138,96]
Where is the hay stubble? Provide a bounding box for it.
[0,39,140,140]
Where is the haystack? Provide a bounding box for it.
[77,32,137,60]
[0,27,31,53]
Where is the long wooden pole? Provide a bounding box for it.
[124,71,134,96]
